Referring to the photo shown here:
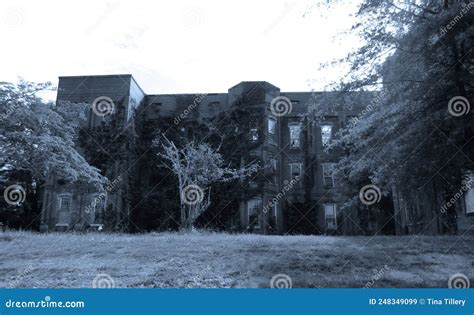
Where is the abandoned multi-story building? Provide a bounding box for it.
[39,74,474,235]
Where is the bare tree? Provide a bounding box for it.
[154,134,259,231]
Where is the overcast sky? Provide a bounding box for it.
[1,0,360,95]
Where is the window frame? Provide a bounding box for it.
[324,203,337,230]
[57,193,72,225]
[267,117,276,143]
[322,163,335,188]
[273,203,278,225]
[464,173,474,215]
[289,162,303,181]
[269,157,278,184]
[249,121,259,142]
[320,124,333,147]
[289,123,301,149]
[91,193,107,223]
[269,157,277,172]
[58,194,72,213]
[247,197,262,228]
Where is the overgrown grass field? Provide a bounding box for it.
[1,232,472,288]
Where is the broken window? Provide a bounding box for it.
[249,122,259,141]
[321,125,332,146]
[91,194,106,223]
[289,162,302,180]
[247,197,262,228]
[322,163,335,188]
[289,123,301,148]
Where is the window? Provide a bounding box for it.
[91,194,106,223]
[465,173,474,214]
[57,194,72,224]
[289,162,302,180]
[321,125,332,146]
[322,163,335,188]
[289,123,301,148]
[270,158,277,172]
[270,202,278,228]
[324,203,337,229]
[273,203,278,222]
[267,157,277,184]
[249,122,259,141]
[267,117,276,143]
[247,198,262,228]
[59,195,71,212]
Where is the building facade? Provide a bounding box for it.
[39,74,474,235]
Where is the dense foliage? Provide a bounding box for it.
[0,80,106,229]
[316,0,473,205]
[129,96,266,232]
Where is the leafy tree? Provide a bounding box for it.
[1,80,106,187]
[154,134,259,231]
[128,114,181,232]
[201,95,268,231]
[130,96,266,232]
[76,98,137,232]
[314,0,473,210]
[0,80,106,229]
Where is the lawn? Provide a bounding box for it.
[0,231,472,288]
